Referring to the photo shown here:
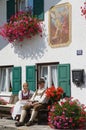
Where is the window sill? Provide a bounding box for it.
[0,92,12,102]
[0,92,12,97]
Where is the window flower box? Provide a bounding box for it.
[0,9,42,44]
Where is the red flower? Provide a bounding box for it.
[45,86,64,104]
[48,105,51,110]
[48,97,86,129]
[0,10,43,43]
[81,2,86,19]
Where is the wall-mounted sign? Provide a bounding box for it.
[76,50,83,55]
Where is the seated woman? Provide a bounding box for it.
[12,82,31,121]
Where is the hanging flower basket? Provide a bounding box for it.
[0,9,42,43]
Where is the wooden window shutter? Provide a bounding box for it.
[7,0,15,22]
[26,66,36,91]
[12,67,22,94]
[58,64,71,97]
[33,0,44,20]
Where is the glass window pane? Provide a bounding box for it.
[41,66,47,78]
[41,66,48,88]
[28,0,33,9]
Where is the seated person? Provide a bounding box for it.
[15,78,49,127]
[12,82,31,120]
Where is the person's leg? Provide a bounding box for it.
[19,109,27,123]
[15,115,20,121]
[15,104,32,127]
[26,103,44,126]
[29,109,38,122]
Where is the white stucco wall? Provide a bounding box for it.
[0,0,86,105]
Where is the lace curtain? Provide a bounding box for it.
[0,68,12,92]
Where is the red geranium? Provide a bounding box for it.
[0,9,42,43]
[46,86,64,104]
[81,2,86,19]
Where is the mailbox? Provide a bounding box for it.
[72,69,84,86]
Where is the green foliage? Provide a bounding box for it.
[48,97,86,129]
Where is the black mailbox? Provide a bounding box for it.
[72,69,84,86]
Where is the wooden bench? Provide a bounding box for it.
[37,108,49,125]
[24,108,49,125]
[0,95,49,125]
[0,95,18,118]
[37,100,51,125]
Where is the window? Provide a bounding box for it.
[7,0,44,22]
[16,0,44,20]
[25,63,58,91]
[16,0,33,12]
[0,66,13,93]
[37,62,59,88]
[18,0,26,11]
[26,63,71,97]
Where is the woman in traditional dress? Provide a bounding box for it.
[12,82,31,120]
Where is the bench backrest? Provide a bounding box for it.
[9,95,18,104]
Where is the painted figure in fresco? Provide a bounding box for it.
[50,6,69,45]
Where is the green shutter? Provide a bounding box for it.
[58,64,71,97]
[7,0,15,22]
[12,67,22,94]
[26,66,36,91]
[33,0,44,20]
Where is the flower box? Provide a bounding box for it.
[0,9,42,44]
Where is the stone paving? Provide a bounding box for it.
[1,118,85,130]
[0,118,53,130]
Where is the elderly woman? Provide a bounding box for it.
[12,82,31,120]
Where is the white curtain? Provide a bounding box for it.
[51,66,58,88]
[0,68,6,92]
[41,67,48,89]
[20,0,26,11]
[0,68,12,92]
[48,66,52,87]
[5,68,10,92]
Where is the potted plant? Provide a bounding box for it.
[48,97,86,129]
[0,8,42,43]
[45,86,64,104]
